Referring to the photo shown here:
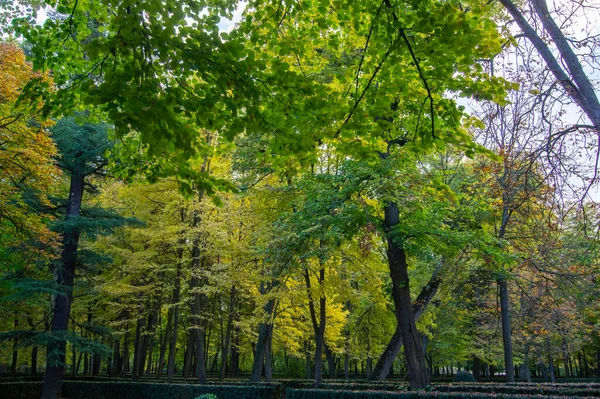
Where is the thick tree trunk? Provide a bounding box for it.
[371,263,442,380]
[230,326,240,377]
[384,202,429,389]
[92,348,101,375]
[473,356,481,381]
[183,332,194,378]
[111,340,120,377]
[41,171,84,399]
[250,281,277,382]
[325,346,336,378]
[194,328,207,383]
[265,323,274,382]
[498,275,515,382]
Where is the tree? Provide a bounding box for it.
[41,116,133,399]
[497,0,600,133]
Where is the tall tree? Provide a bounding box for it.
[41,116,130,399]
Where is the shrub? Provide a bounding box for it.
[0,382,42,399]
[61,381,277,399]
[286,388,587,399]
[454,372,476,382]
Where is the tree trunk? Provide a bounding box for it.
[122,329,130,377]
[473,356,481,381]
[31,345,38,376]
[183,332,194,378]
[326,346,336,378]
[167,256,182,382]
[194,328,207,383]
[41,171,84,399]
[498,276,515,382]
[111,340,120,377]
[11,318,18,376]
[371,262,442,380]
[382,202,429,389]
[132,317,143,381]
[265,323,274,382]
[230,326,240,377]
[220,286,236,379]
[145,310,157,376]
[549,356,556,382]
[303,266,327,386]
[157,308,170,378]
[305,341,311,379]
[249,281,278,382]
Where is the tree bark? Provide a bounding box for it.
[384,202,429,389]
[250,281,278,382]
[498,275,515,382]
[132,317,143,381]
[304,266,327,386]
[167,252,182,382]
[371,261,442,380]
[157,307,170,378]
[41,171,84,399]
[11,317,18,376]
[122,329,129,377]
[220,286,236,379]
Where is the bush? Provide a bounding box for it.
[454,372,476,382]
[286,388,588,399]
[62,381,277,399]
[435,384,600,397]
[0,382,42,399]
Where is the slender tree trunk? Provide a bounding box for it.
[220,286,236,379]
[41,171,84,399]
[304,266,326,386]
[167,256,182,382]
[305,341,311,379]
[31,345,38,376]
[498,275,515,382]
[11,318,18,376]
[383,202,429,389]
[145,310,157,376]
[157,308,170,378]
[122,329,130,377]
[132,317,144,381]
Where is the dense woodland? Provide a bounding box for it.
[0,0,599,399]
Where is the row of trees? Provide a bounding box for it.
[0,0,599,398]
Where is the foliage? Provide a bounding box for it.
[454,371,476,382]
